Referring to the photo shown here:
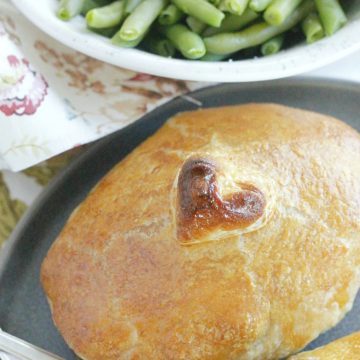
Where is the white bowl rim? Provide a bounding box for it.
[11,0,360,82]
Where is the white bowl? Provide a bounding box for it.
[12,0,360,82]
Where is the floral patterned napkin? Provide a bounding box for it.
[0,0,205,172]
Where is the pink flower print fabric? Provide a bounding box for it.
[0,55,48,116]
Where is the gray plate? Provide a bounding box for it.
[0,78,359,359]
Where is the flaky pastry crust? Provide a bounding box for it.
[41,104,360,360]
[289,331,360,359]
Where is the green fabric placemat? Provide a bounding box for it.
[0,151,77,248]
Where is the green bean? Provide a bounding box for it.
[249,0,272,12]
[124,0,143,13]
[58,0,85,20]
[204,0,314,54]
[200,53,229,61]
[171,0,225,27]
[203,8,259,36]
[264,0,302,26]
[302,12,325,43]
[86,1,125,28]
[158,4,184,25]
[260,34,284,55]
[186,16,207,34]
[81,0,113,14]
[112,32,146,47]
[89,25,119,37]
[208,0,221,6]
[314,0,347,36]
[219,0,250,16]
[148,35,176,56]
[163,24,206,59]
[58,0,349,61]
[82,0,97,14]
[119,0,168,41]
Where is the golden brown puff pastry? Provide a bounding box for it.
[288,331,360,359]
[41,104,360,360]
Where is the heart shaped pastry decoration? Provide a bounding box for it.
[177,157,268,245]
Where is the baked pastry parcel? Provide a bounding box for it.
[41,104,360,360]
[289,331,360,359]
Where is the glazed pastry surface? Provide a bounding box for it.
[41,104,360,360]
[289,331,360,359]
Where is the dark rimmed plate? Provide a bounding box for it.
[1,78,359,359]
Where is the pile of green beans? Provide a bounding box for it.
[57,0,348,60]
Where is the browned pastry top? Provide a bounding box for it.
[41,104,360,360]
[177,157,266,244]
